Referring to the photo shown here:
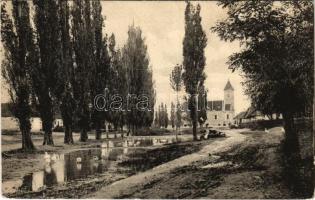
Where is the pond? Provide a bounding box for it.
[2,137,187,194]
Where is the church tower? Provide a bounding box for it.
[224,80,234,111]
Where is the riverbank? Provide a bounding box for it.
[2,131,209,198]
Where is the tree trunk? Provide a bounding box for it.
[192,118,197,140]
[95,128,102,140]
[313,58,315,156]
[120,124,124,138]
[95,121,102,140]
[20,119,35,151]
[282,112,314,197]
[80,128,88,142]
[292,117,313,197]
[132,125,135,136]
[282,111,300,159]
[127,123,130,136]
[191,95,198,141]
[106,126,109,139]
[43,129,54,145]
[64,124,74,144]
[42,117,54,145]
[114,123,117,138]
[39,95,54,145]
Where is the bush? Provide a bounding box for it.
[239,119,283,130]
[135,127,171,136]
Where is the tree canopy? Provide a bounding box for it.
[182,2,207,140]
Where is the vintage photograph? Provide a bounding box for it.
[1,0,314,198]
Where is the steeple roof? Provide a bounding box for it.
[224,80,234,91]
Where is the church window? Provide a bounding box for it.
[214,115,217,120]
[227,114,229,119]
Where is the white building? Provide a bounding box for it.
[205,80,235,127]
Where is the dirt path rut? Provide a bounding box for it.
[89,129,248,198]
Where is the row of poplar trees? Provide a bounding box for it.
[154,103,169,128]
[1,0,155,150]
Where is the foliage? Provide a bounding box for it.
[2,0,157,147]
[170,64,183,131]
[58,0,76,144]
[170,64,183,92]
[164,104,169,128]
[155,103,169,128]
[212,3,314,193]
[89,0,110,139]
[122,25,156,134]
[154,111,159,127]
[212,1,313,117]
[170,102,175,129]
[1,1,35,150]
[176,102,182,129]
[182,2,207,140]
[33,0,64,145]
[71,0,95,141]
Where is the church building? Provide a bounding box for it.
[206,80,235,127]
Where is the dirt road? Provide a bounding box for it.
[89,129,248,198]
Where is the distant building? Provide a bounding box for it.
[53,118,63,128]
[234,106,283,125]
[205,80,235,127]
[1,103,63,131]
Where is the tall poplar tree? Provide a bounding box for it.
[170,102,175,129]
[90,0,110,140]
[33,0,63,145]
[71,0,94,142]
[154,111,159,128]
[58,0,75,144]
[1,1,36,150]
[170,64,183,133]
[182,2,207,140]
[158,105,163,128]
[107,34,127,135]
[164,104,169,128]
[159,103,165,127]
[122,25,155,135]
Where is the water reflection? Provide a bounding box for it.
[32,171,44,191]
[4,137,187,194]
[99,137,182,149]
[16,148,119,192]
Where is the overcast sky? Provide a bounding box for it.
[1,1,250,114]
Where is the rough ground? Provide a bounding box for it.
[89,128,294,199]
[2,128,304,198]
[2,131,210,198]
